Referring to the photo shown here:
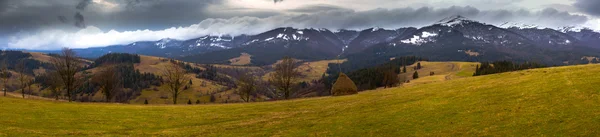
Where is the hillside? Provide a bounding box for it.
[401,61,479,86]
[1,64,599,136]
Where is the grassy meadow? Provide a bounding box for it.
[1,64,600,136]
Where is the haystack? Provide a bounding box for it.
[331,73,358,96]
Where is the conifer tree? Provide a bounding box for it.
[413,71,419,79]
[187,99,192,105]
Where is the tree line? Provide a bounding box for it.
[474,61,546,76]
[322,56,425,91]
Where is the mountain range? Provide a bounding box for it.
[36,15,600,65]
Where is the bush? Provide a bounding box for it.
[187,99,192,105]
[144,99,148,105]
[413,71,419,79]
[196,100,200,104]
[331,73,358,96]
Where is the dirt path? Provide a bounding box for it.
[445,63,457,80]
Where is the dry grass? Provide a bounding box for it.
[229,53,252,66]
[401,61,479,86]
[263,59,346,82]
[2,64,600,136]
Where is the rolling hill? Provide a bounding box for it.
[1,64,599,136]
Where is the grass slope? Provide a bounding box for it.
[402,61,479,86]
[1,64,600,136]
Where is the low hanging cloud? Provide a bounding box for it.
[7,6,590,50]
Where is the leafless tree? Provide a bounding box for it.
[45,71,63,100]
[162,61,191,104]
[235,71,256,102]
[91,65,121,102]
[15,60,29,98]
[51,48,82,102]
[0,60,9,96]
[269,57,300,99]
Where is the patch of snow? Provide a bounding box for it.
[209,43,230,49]
[436,15,471,27]
[372,27,384,32]
[558,26,593,33]
[296,31,303,34]
[500,22,539,29]
[400,31,438,45]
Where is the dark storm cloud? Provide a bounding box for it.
[57,16,68,23]
[74,12,86,28]
[270,6,588,30]
[574,0,600,16]
[76,0,92,10]
[0,0,227,35]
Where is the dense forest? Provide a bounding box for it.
[35,53,162,102]
[323,56,425,91]
[474,61,546,76]
[90,53,141,67]
[0,50,53,75]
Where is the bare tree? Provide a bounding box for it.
[51,48,81,102]
[0,60,9,96]
[91,65,121,102]
[45,71,63,100]
[15,60,29,98]
[269,57,300,99]
[235,71,256,102]
[162,61,191,104]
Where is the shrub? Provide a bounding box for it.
[187,99,192,105]
[196,100,200,104]
[331,73,358,96]
[144,99,148,105]
[413,71,419,79]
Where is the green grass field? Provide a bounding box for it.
[1,64,600,136]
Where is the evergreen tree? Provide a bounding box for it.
[196,100,200,104]
[402,65,407,73]
[416,62,422,70]
[144,99,148,104]
[189,79,193,85]
[210,94,216,103]
[474,65,480,76]
[187,99,192,105]
[413,71,419,79]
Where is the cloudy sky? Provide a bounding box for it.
[1,0,599,50]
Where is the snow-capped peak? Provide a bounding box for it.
[558,26,594,33]
[156,38,175,49]
[436,15,474,26]
[500,22,539,29]
[371,27,385,32]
